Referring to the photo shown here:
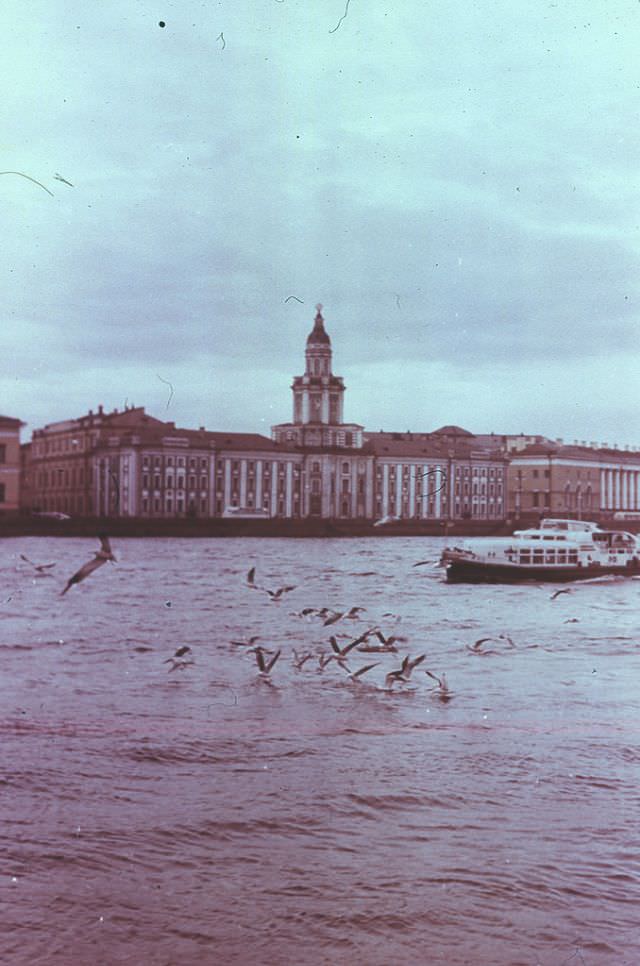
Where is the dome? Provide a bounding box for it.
[306,304,331,345]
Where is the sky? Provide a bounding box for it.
[2,0,640,447]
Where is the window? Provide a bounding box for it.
[0,445,5,463]
[0,483,5,503]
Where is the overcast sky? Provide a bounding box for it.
[3,0,640,446]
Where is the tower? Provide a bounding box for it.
[271,304,363,452]
[292,304,345,425]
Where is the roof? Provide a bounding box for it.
[365,432,505,461]
[0,415,25,428]
[513,442,640,462]
[306,305,331,346]
[430,425,475,437]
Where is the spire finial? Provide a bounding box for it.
[315,302,323,315]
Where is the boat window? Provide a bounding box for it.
[520,552,531,562]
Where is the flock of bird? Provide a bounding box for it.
[17,534,586,699]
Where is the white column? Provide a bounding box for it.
[434,465,443,517]
[209,456,216,516]
[599,469,606,511]
[351,461,358,517]
[421,464,429,517]
[365,459,374,518]
[409,464,416,518]
[271,461,278,514]
[395,464,402,517]
[240,460,247,507]
[614,469,621,509]
[382,464,389,514]
[285,462,293,517]
[224,459,231,507]
[255,461,263,509]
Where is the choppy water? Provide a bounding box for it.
[1,536,639,965]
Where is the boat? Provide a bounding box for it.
[441,519,640,583]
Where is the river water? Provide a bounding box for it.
[1,536,639,965]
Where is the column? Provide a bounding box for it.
[255,461,263,510]
[222,459,231,508]
[240,460,247,507]
[271,461,278,515]
[434,465,443,517]
[285,462,293,517]
[382,464,389,515]
[409,464,416,518]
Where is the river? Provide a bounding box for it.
[2,536,639,965]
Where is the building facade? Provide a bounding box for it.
[507,443,640,519]
[22,307,509,522]
[0,415,25,512]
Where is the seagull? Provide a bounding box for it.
[384,667,409,689]
[164,646,191,663]
[166,658,195,673]
[342,662,379,683]
[20,554,56,575]
[323,609,345,626]
[53,172,74,187]
[253,647,281,677]
[328,634,364,665]
[60,534,116,595]
[264,584,297,601]
[247,567,257,587]
[425,669,452,701]
[230,635,260,647]
[550,588,572,600]
[400,653,426,679]
[292,649,313,670]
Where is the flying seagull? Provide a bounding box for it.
[164,646,192,663]
[342,662,379,683]
[550,588,572,600]
[253,646,281,677]
[60,534,116,595]
[230,635,260,647]
[20,554,56,575]
[425,669,452,701]
[292,649,314,670]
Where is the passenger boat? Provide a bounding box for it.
[441,519,640,583]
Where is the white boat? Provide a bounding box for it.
[441,519,640,583]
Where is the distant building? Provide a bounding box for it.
[22,306,508,522]
[508,442,640,518]
[0,415,25,512]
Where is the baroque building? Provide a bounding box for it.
[22,306,509,523]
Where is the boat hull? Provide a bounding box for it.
[445,559,640,584]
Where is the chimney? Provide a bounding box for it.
[98,404,103,415]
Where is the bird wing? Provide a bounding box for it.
[473,637,493,649]
[54,172,74,186]
[323,611,343,626]
[254,649,266,672]
[341,638,362,657]
[425,669,442,687]
[20,554,35,566]
[36,562,57,571]
[409,654,426,671]
[352,663,378,678]
[99,534,113,556]
[247,567,256,585]
[265,650,281,673]
[329,636,341,655]
[412,560,431,567]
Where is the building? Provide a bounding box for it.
[507,442,640,519]
[0,415,25,512]
[22,306,509,523]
